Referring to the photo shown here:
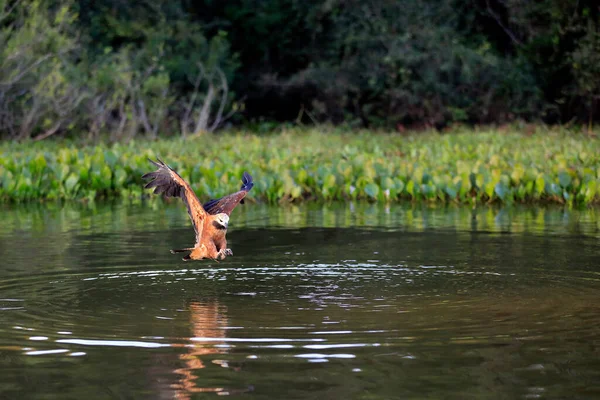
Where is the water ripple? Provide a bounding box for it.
[1,220,600,399]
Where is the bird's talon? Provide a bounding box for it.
[216,248,233,260]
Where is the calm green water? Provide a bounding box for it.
[1,202,599,400]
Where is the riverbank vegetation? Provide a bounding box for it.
[1,127,598,205]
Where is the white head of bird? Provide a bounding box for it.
[214,213,229,230]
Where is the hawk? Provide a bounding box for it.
[142,158,253,261]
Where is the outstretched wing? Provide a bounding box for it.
[142,158,206,246]
[203,172,254,216]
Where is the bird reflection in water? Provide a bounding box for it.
[171,300,251,398]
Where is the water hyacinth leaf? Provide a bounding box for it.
[325,174,337,188]
[374,162,388,178]
[79,166,90,182]
[558,171,572,188]
[458,178,469,197]
[494,182,509,200]
[276,185,286,199]
[364,183,379,199]
[53,164,69,182]
[511,164,525,183]
[587,180,597,193]
[65,174,78,193]
[340,165,352,178]
[549,183,560,195]
[525,181,534,195]
[101,165,112,186]
[469,172,478,189]
[17,176,32,193]
[291,185,302,199]
[30,154,47,175]
[535,176,545,194]
[322,174,337,198]
[114,168,127,186]
[395,180,405,193]
[413,167,424,184]
[422,184,436,199]
[422,173,432,184]
[21,167,32,180]
[445,185,457,199]
[2,170,15,190]
[363,163,376,179]
[0,129,599,204]
[484,182,495,199]
[382,177,394,189]
[199,167,216,181]
[104,150,117,167]
[406,180,415,197]
[491,168,502,181]
[475,173,484,189]
[296,169,308,184]
[516,185,527,200]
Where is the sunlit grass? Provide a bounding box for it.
[1,126,599,205]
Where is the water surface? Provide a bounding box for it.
[1,202,599,399]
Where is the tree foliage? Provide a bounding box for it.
[0,0,599,139]
[0,0,238,141]
[198,0,600,128]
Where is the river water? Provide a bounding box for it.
[0,202,599,399]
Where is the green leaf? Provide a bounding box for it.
[101,165,112,187]
[406,180,414,197]
[114,168,127,186]
[104,150,117,167]
[484,182,495,198]
[395,180,405,194]
[291,185,302,199]
[469,172,478,189]
[558,171,572,188]
[444,185,457,199]
[535,175,545,194]
[65,174,78,193]
[296,169,308,184]
[511,164,524,183]
[494,182,508,200]
[525,181,534,195]
[364,183,379,199]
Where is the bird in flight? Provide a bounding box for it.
[142,158,253,261]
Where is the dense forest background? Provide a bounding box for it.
[1,0,599,140]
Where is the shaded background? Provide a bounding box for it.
[2,0,600,140]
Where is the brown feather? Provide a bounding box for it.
[142,158,206,246]
[203,190,249,216]
[203,172,254,216]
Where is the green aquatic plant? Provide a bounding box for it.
[0,127,599,205]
